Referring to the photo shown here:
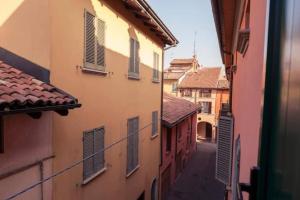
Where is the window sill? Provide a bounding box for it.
[82,67,108,76]
[128,74,140,80]
[126,165,140,178]
[150,134,159,140]
[152,79,160,83]
[82,167,107,185]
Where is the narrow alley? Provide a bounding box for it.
[167,142,225,200]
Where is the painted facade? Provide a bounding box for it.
[177,67,229,142]
[0,0,177,200]
[163,58,199,95]
[161,93,198,200]
[212,0,268,199]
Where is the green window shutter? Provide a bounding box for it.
[83,130,94,180]
[93,127,105,172]
[96,19,105,69]
[84,11,96,68]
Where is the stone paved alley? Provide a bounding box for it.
[167,142,225,200]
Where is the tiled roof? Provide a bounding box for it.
[170,58,194,65]
[0,60,80,114]
[178,67,222,89]
[164,72,185,80]
[163,93,200,127]
[217,79,230,89]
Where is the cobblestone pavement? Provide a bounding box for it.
[167,142,225,200]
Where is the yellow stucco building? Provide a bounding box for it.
[0,0,177,200]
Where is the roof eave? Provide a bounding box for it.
[162,109,200,128]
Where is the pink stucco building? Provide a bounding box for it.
[211,0,268,199]
[160,93,199,200]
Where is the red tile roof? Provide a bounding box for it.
[164,72,185,80]
[163,93,200,127]
[0,61,80,114]
[178,67,222,89]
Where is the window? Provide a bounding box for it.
[83,127,105,182]
[166,128,172,152]
[127,117,139,175]
[199,101,212,114]
[153,52,159,82]
[199,89,211,98]
[152,111,159,137]
[129,38,140,79]
[183,89,192,97]
[172,83,177,92]
[84,10,105,71]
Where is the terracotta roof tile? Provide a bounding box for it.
[170,58,194,65]
[164,72,185,80]
[178,67,222,89]
[0,60,80,114]
[163,93,200,127]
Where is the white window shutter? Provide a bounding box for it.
[216,116,234,185]
[84,11,96,68]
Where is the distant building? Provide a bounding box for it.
[177,67,229,142]
[163,58,199,95]
[161,93,199,200]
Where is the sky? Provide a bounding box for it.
[147,0,223,68]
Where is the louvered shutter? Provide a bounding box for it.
[96,19,105,69]
[83,130,94,180]
[84,11,96,69]
[127,118,134,173]
[152,111,158,136]
[153,53,159,80]
[93,128,105,172]
[129,38,135,75]
[133,117,139,168]
[216,116,234,185]
[135,41,140,75]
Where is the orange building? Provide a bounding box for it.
[0,0,178,200]
[177,67,229,142]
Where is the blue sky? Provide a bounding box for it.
[147,0,223,68]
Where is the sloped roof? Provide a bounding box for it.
[178,67,222,89]
[0,60,80,115]
[164,72,185,80]
[162,93,200,127]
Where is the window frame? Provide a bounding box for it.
[126,116,140,176]
[152,52,160,82]
[82,126,106,184]
[83,10,106,73]
[151,111,159,138]
[128,38,140,79]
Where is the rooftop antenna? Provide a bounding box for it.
[193,31,197,59]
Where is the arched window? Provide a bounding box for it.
[151,178,158,200]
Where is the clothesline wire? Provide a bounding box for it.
[5,118,161,200]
